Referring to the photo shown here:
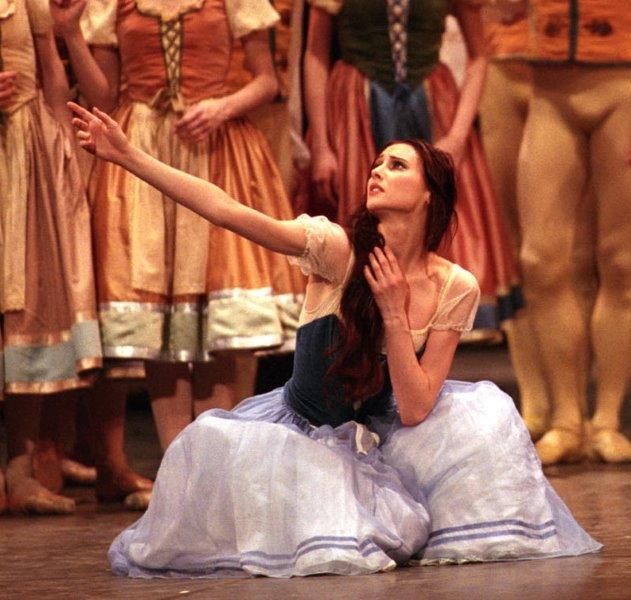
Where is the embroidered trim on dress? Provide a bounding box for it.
[134,0,205,22]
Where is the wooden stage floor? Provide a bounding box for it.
[1,346,630,599]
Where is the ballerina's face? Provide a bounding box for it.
[366,143,429,215]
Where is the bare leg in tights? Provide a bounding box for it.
[147,354,258,452]
[481,62,598,443]
[32,392,77,493]
[518,92,590,463]
[138,355,256,508]
[193,353,258,418]
[587,93,631,462]
[146,362,194,453]
[26,391,98,491]
[479,62,554,439]
[4,394,75,514]
[517,66,631,464]
[90,378,153,507]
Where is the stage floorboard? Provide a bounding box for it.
[1,346,630,599]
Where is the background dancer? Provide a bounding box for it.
[0,0,103,514]
[51,0,305,501]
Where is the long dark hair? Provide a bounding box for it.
[327,139,457,405]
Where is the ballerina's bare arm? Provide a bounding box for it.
[365,247,462,426]
[68,102,308,256]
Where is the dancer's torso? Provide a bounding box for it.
[114,0,235,108]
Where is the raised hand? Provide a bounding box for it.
[50,0,86,38]
[174,97,229,144]
[0,71,17,111]
[67,102,131,163]
[364,246,410,327]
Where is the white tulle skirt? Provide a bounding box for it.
[109,381,601,578]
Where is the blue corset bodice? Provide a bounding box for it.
[284,314,395,427]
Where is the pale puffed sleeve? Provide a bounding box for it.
[225,0,280,39]
[287,214,351,284]
[25,0,53,35]
[432,266,481,332]
[80,0,118,46]
[307,0,343,15]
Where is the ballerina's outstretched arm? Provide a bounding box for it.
[68,102,308,257]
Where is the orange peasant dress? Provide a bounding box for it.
[0,0,102,394]
[81,0,304,372]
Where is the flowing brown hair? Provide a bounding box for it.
[327,139,457,405]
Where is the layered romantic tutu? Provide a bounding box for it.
[109,381,601,578]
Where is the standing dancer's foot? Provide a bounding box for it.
[535,428,585,465]
[96,464,153,504]
[61,458,97,486]
[587,427,631,463]
[124,490,152,511]
[6,455,75,515]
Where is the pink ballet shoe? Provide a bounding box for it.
[535,428,585,466]
[123,490,152,511]
[61,458,97,486]
[587,427,631,464]
[96,466,153,503]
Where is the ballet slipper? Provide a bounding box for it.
[587,427,631,464]
[0,469,7,515]
[123,490,152,511]
[96,465,153,503]
[535,427,585,465]
[61,458,97,486]
[6,455,75,515]
[31,441,64,494]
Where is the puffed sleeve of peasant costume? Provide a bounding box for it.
[432,266,480,332]
[25,0,53,34]
[225,0,279,39]
[287,214,351,285]
[80,0,118,46]
[307,0,342,15]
